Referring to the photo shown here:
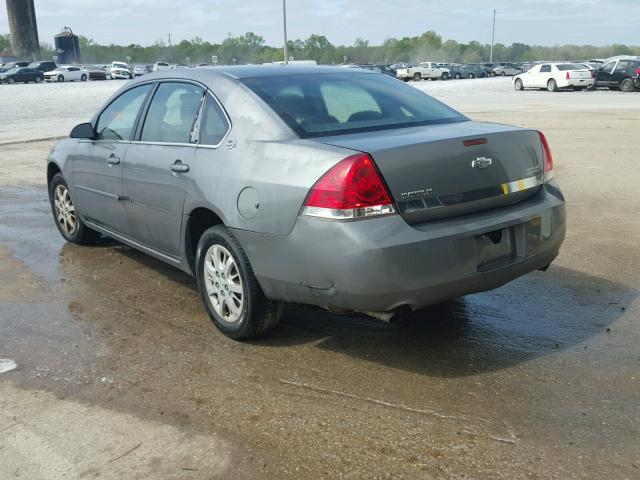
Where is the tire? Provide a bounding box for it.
[620,78,634,92]
[35,76,42,83]
[49,173,100,245]
[441,72,449,80]
[413,72,421,81]
[402,78,410,82]
[58,75,64,82]
[501,71,506,76]
[547,79,558,92]
[81,74,87,82]
[196,226,282,339]
[454,73,461,80]
[468,73,475,79]
[514,78,524,91]
[7,77,14,84]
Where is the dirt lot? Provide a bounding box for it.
[1,77,639,479]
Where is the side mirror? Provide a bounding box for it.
[70,122,95,139]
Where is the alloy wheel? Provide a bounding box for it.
[53,184,77,235]
[203,244,244,323]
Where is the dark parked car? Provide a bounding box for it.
[47,66,565,339]
[449,64,486,79]
[592,58,640,92]
[2,60,30,69]
[0,67,44,84]
[87,65,108,81]
[29,60,57,73]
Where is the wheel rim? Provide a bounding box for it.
[53,184,77,235]
[203,244,244,323]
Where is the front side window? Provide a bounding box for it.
[199,95,230,145]
[242,73,466,138]
[141,82,204,143]
[95,84,152,141]
[601,61,616,74]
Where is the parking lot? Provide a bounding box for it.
[1,77,639,479]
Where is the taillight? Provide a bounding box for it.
[591,70,595,79]
[635,67,640,75]
[302,153,396,220]
[566,71,570,80]
[538,131,554,181]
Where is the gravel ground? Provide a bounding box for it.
[1,75,638,144]
[1,73,640,479]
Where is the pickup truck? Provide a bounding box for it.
[396,62,450,81]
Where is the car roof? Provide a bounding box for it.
[190,64,377,79]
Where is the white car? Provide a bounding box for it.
[107,62,132,80]
[133,65,150,76]
[396,62,450,81]
[43,66,87,82]
[152,61,171,72]
[513,63,594,92]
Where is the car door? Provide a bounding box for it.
[596,61,616,87]
[67,66,81,81]
[123,81,204,258]
[525,65,542,87]
[72,83,153,234]
[611,60,633,87]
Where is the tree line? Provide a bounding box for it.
[2,31,639,65]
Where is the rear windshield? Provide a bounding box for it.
[555,64,585,71]
[242,73,466,138]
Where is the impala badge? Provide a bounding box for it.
[472,157,492,169]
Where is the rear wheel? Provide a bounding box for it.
[454,73,461,79]
[501,71,506,76]
[620,78,634,92]
[413,72,421,81]
[441,72,449,80]
[547,79,558,92]
[49,173,100,244]
[196,226,282,339]
[35,76,42,83]
[514,78,524,91]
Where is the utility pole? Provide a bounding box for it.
[489,9,496,63]
[167,33,172,62]
[283,0,288,64]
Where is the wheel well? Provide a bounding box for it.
[185,207,223,272]
[47,162,61,187]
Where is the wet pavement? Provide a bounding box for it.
[1,93,640,478]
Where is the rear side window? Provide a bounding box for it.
[540,65,551,73]
[199,95,230,145]
[141,82,204,143]
[96,84,152,141]
[242,73,466,138]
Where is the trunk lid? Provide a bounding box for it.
[312,121,544,224]
[568,69,592,79]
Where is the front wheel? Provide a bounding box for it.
[35,76,42,83]
[58,75,64,82]
[196,226,282,339]
[441,72,449,80]
[620,78,634,92]
[49,173,100,244]
[514,78,524,91]
[547,79,558,92]
[468,73,475,79]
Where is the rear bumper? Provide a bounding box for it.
[559,78,594,88]
[232,182,566,312]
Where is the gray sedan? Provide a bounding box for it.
[47,66,566,339]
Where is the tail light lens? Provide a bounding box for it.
[591,70,596,79]
[538,131,554,181]
[302,153,396,220]
[566,72,570,80]
[635,67,640,75]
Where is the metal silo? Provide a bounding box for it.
[54,27,81,64]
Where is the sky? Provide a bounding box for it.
[1,0,639,47]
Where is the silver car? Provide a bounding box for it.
[47,66,566,339]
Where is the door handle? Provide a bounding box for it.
[106,154,120,165]
[169,160,189,174]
